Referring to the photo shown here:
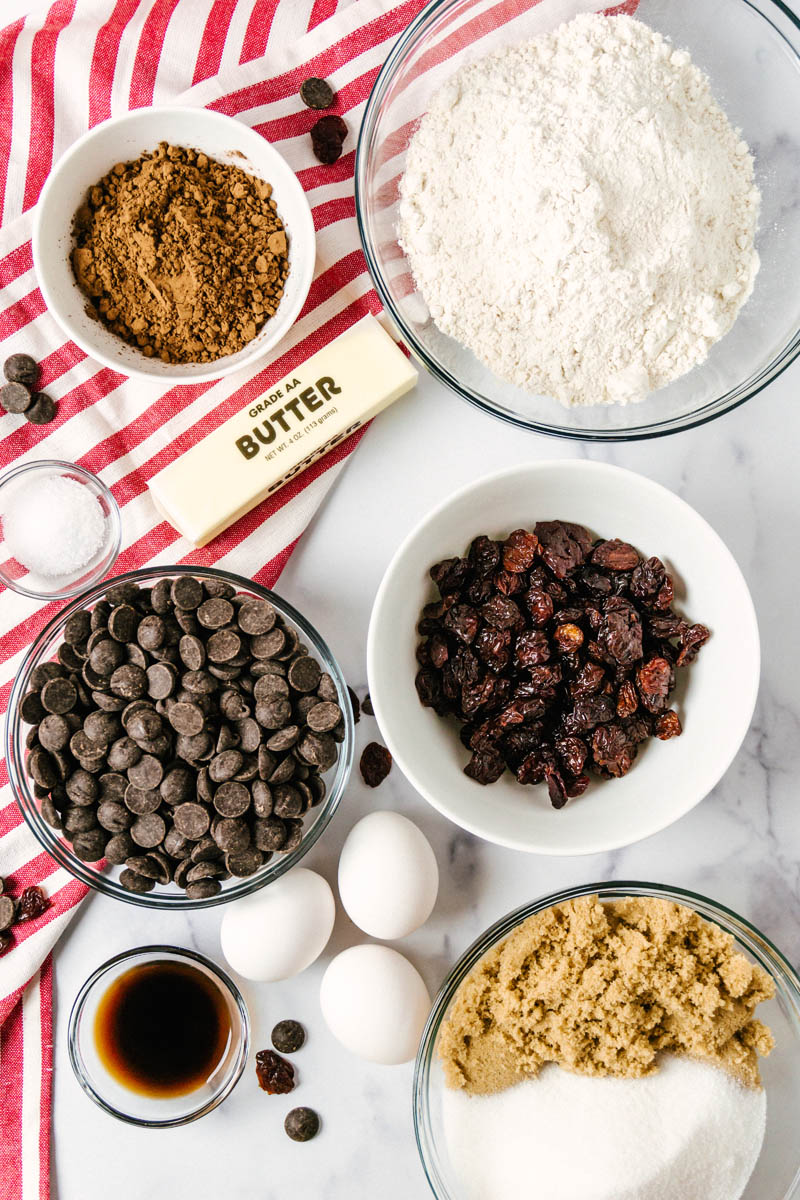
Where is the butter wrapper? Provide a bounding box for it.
[149,315,418,547]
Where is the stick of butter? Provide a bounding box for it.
[149,315,418,547]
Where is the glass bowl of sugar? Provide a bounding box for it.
[414,881,800,1200]
[0,460,122,600]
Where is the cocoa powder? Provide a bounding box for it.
[71,143,290,364]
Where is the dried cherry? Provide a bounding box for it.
[15,886,50,923]
[255,1049,296,1094]
[415,521,707,808]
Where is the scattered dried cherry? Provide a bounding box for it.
[15,885,50,923]
[359,742,392,788]
[255,1049,296,1094]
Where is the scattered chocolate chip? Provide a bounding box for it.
[272,1019,306,1054]
[0,381,32,414]
[0,896,17,931]
[300,77,335,109]
[4,353,38,388]
[284,1107,319,1142]
[25,392,57,425]
[361,692,374,716]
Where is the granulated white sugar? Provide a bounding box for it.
[399,14,760,407]
[442,1056,766,1200]
[3,474,107,577]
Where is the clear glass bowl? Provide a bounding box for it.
[6,565,354,909]
[68,945,249,1126]
[0,460,121,599]
[414,881,800,1199]
[356,0,800,440]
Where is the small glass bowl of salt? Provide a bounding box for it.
[0,460,121,601]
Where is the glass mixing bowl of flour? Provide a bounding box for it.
[356,0,800,440]
[413,881,800,1199]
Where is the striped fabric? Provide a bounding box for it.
[0,0,425,1194]
[0,0,638,1195]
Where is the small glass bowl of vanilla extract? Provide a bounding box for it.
[68,946,249,1126]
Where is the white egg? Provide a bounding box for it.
[220,867,335,982]
[320,944,431,1064]
[337,810,439,940]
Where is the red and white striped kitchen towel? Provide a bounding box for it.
[0,0,637,1195]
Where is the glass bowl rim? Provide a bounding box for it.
[0,458,123,600]
[5,563,355,909]
[413,878,800,1200]
[354,0,800,443]
[67,943,250,1128]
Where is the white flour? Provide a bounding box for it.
[399,14,761,407]
[442,1056,767,1200]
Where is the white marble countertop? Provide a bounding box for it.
[5,1,798,1195]
[49,359,800,1199]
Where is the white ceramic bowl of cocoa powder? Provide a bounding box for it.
[32,106,316,382]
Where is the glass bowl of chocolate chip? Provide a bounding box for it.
[6,567,354,908]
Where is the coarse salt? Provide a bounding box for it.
[2,473,107,578]
[442,1056,766,1200]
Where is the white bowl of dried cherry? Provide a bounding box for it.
[367,461,759,856]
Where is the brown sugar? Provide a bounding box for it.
[439,895,775,1095]
[71,143,290,364]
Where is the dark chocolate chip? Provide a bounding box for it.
[105,832,135,864]
[184,878,222,900]
[284,1107,319,1142]
[25,392,57,424]
[120,868,155,894]
[173,802,211,840]
[4,353,38,388]
[272,1019,306,1053]
[305,701,342,733]
[225,846,264,876]
[0,381,32,414]
[213,781,251,818]
[300,77,335,109]
[130,812,166,848]
[41,677,77,714]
